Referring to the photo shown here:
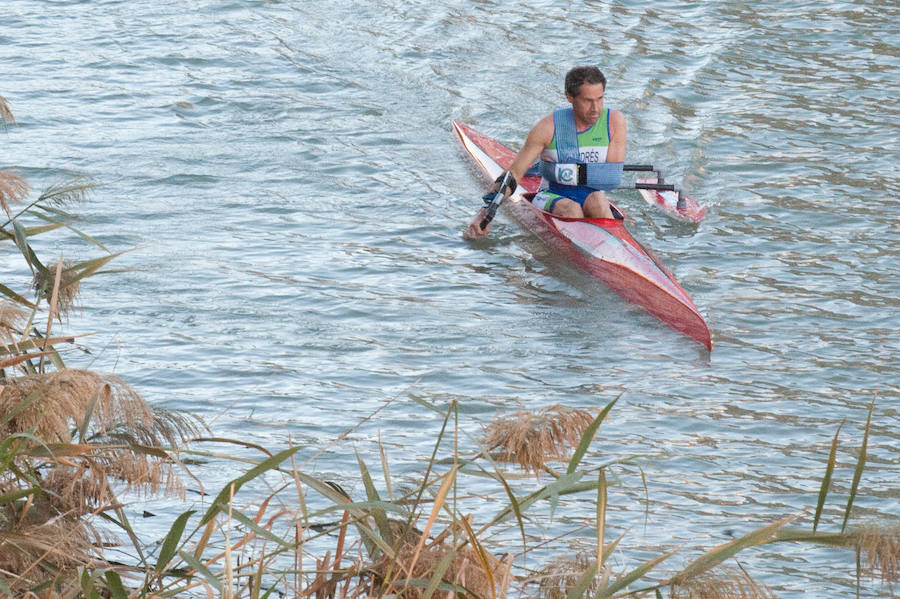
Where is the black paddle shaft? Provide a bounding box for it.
[480,171,513,230]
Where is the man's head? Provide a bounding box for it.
[564,66,606,98]
[565,67,607,126]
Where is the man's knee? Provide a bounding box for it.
[552,199,584,218]
[584,192,613,218]
[586,191,609,208]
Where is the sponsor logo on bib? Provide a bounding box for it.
[555,164,576,185]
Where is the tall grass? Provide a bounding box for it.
[23,395,880,599]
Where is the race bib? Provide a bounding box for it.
[554,163,579,185]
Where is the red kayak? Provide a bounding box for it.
[454,120,712,350]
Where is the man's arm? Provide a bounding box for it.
[463,116,553,239]
[506,115,554,181]
[607,109,627,162]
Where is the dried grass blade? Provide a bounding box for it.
[200,445,302,525]
[0,95,14,126]
[31,210,110,251]
[671,516,796,585]
[194,436,274,457]
[597,469,607,567]
[61,251,127,286]
[772,529,855,547]
[421,546,461,599]
[0,335,76,355]
[814,421,843,532]
[0,281,36,308]
[156,510,196,576]
[460,514,496,599]
[179,549,223,592]
[194,516,218,560]
[379,430,393,501]
[491,471,586,526]
[565,559,598,599]
[21,222,64,236]
[492,465,528,551]
[407,465,458,582]
[13,220,43,271]
[842,397,875,533]
[230,509,293,549]
[76,377,105,443]
[333,510,350,574]
[23,442,97,458]
[568,396,619,475]
[0,485,40,506]
[356,449,392,545]
[0,351,54,369]
[595,549,678,598]
[104,571,128,599]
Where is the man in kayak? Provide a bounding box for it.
[464,66,627,239]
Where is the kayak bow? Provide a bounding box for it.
[454,120,712,350]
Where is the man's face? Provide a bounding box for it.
[567,82,605,125]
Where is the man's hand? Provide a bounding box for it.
[463,208,491,239]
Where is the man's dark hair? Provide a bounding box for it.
[565,66,606,97]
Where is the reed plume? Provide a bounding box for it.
[670,566,777,599]
[0,94,13,127]
[38,175,95,206]
[0,368,204,594]
[0,516,101,590]
[0,170,30,217]
[32,259,81,316]
[537,551,609,599]
[0,369,203,509]
[0,300,28,341]
[482,403,597,474]
[371,520,512,599]
[1,369,153,441]
[856,523,900,585]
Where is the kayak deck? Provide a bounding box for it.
[636,177,706,223]
[453,120,712,350]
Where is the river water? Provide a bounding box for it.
[3,1,898,596]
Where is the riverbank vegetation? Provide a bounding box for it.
[2,94,897,598]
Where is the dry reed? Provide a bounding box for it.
[32,259,81,315]
[482,403,597,474]
[0,517,100,590]
[671,566,777,599]
[0,300,27,341]
[0,369,203,510]
[0,170,30,216]
[536,551,608,599]
[0,369,154,441]
[371,520,513,599]
[0,94,13,126]
[857,523,900,584]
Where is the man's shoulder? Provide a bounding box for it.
[523,114,555,147]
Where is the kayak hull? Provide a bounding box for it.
[453,120,712,350]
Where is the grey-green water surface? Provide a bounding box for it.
[2,1,898,596]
